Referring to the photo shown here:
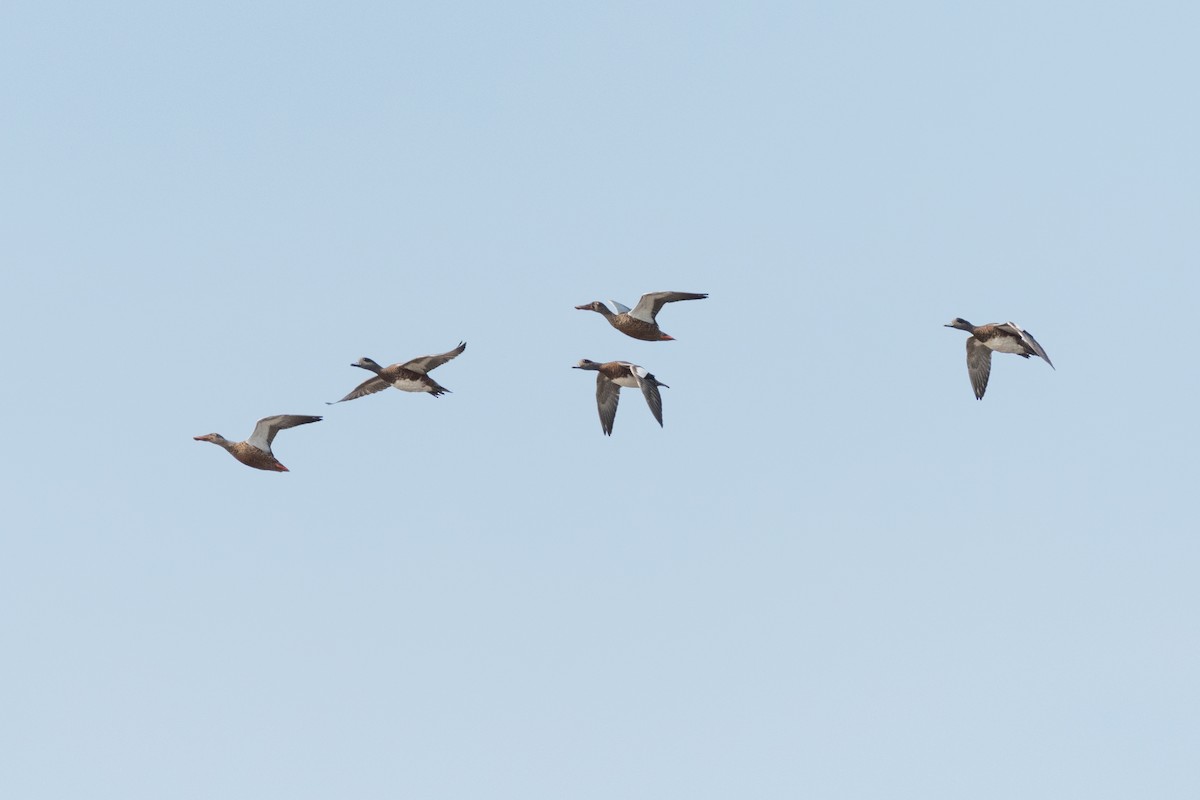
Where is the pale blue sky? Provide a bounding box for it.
[2,1,1198,798]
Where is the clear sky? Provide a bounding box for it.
[2,1,1198,797]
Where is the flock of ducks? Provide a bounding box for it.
[192,340,471,472]
[194,291,1055,472]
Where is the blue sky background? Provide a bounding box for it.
[3,1,1198,797]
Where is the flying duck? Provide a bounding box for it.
[573,359,669,436]
[330,342,466,403]
[194,415,322,472]
[945,318,1055,399]
[575,291,707,341]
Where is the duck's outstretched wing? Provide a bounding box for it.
[1001,322,1054,369]
[628,291,707,323]
[966,338,993,400]
[400,341,467,374]
[248,414,322,449]
[594,375,621,436]
[631,366,665,427]
[328,377,390,404]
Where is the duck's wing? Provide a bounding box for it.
[628,291,708,323]
[595,374,621,436]
[1001,322,1054,369]
[966,338,993,400]
[400,341,467,374]
[609,300,631,314]
[631,366,665,427]
[329,376,390,404]
[248,414,322,449]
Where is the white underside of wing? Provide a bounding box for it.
[245,427,272,452]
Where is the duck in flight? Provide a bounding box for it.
[330,342,466,403]
[575,291,707,341]
[944,318,1054,400]
[194,414,322,472]
[573,359,669,436]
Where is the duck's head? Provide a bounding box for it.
[574,301,610,314]
[573,359,600,370]
[193,433,228,445]
[944,318,974,331]
[352,357,383,371]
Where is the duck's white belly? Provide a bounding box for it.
[985,336,1025,354]
[610,362,646,388]
[391,378,429,392]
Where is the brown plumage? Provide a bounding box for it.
[330,342,466,403]
[573,359,668,436]
[193,415,322,472]
[945,318,1055,400]
[574,291,707,341]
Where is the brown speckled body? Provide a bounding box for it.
[226,441,290,471]
[597,308,672,341]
